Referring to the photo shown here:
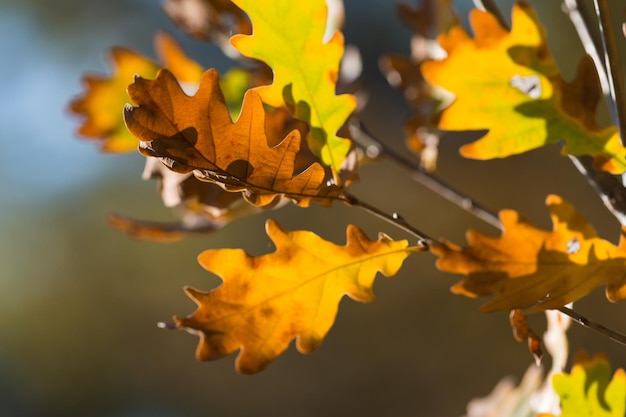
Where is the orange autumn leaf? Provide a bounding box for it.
[69,32,202,152]
[421,3,626,174]
[124,68,341,207]
[431,195,626,313]
[170,219,418,373]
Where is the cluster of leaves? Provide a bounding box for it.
[70,0,626,414]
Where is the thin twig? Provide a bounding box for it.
[556,305,626,347]
[562,1,626,226]
[349,121,502,230]
[567,156,626,226]
[340,191,434,247]
[594,0,626,147]
[561,0,611,98]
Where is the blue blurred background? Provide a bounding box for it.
[2,0,626,416]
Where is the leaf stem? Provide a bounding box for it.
[349,121,502,230]
[556,305,626,347]
[593,0,626,147]
[340,191,433,247]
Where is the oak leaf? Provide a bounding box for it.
[124,68,341,207]
[69,32,203,152]
[230,0,357,172]
[421,3,626,174]
[170,219,418,373]
[431,195,626,313]
[538,353,626,417]
[107,158,263,242]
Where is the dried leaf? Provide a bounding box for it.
[170,219,418,373]
[463,365,543,417]
[162,0,251,42]
[230,0,357,172]
[70,32,202,152]
[509,309,542,364]
[380,0,456,171]
[124,69,341,207]
[431,195,626,313]
[421,3,626,174]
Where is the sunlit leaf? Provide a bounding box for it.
[421,3,626,174]
[230,0,357,172]
[169,219,419,373]
[538,353,626,417]
[124,69,341,207]
[69,48,159,152]
[431,195,626,312]
[70,32,203,152]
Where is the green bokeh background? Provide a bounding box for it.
[2,0,626,416]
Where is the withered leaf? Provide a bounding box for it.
[124,69,342,207]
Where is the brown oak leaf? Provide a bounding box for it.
[124,69,342,207]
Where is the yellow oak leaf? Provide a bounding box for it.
[421,3,626,174]
[431,195,626,313]
[124,68,341,207]
[69,32,202,152]
[538,353,626,417]
[170,219,418,373]
[229,0,357,173]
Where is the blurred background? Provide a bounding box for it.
[2,0,626,416]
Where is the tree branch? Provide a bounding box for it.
[556,305,626,347]
[349,121,502,230]
[562,1,626,226]
[561,0,611,97]
[567,156,626,226]
[340,191,434,247]
[594,0,626,147]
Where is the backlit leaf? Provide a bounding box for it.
[70,32,202,152]
[170,219,418,373]
[539,353,626,417]
[230,0,357,173]
[421,3,626,174]
[69,48,159,152]
[431,195,626,313]
[124,68,341,207]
